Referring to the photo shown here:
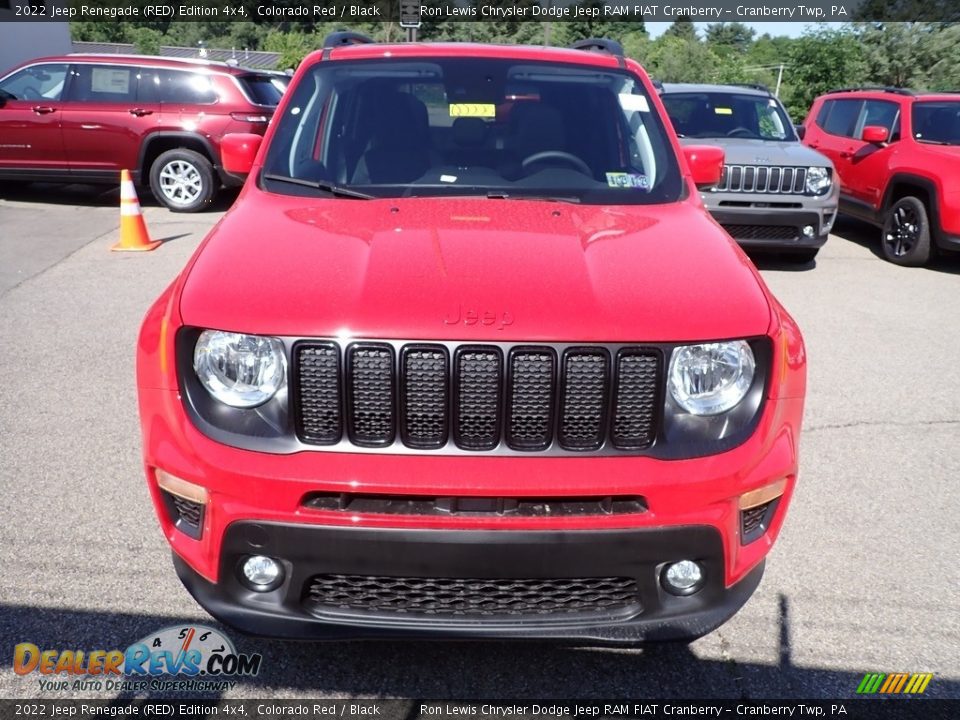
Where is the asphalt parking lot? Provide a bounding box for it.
[0,182,958,703]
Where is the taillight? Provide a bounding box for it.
[230,112,271,123]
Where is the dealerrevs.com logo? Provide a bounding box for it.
[13,625,262,693]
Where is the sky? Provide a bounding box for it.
[645,21,844,39]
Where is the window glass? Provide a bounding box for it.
[815,100,832,128]
[660,92,795,141]
[822,99,862,137]
[159,70,218,105]
[238,74,286,106]
[0,63,68,101]
[262,58,682,205]
[912,101,960,145]
[67,65,137,103]
[860,100,899,138]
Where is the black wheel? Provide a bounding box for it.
[782,248,819,264]
[149,148,218,212]
[881,196,931,266]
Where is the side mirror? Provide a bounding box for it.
[862,125,889,144]
[682,145,725,190]
[794,124,806,140]
[221,133,263,177]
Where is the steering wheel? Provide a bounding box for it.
[726,127,755,138]
[521,151,592,176]
[22,87,43,100]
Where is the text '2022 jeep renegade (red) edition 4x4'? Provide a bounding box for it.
[136,34,807,644]
[802,86,960,266]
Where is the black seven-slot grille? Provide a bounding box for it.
[716,165,808,194]
[295,342,662,453]
[303,574,641,618]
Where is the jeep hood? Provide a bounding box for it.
[679,137,833,168]
[179,194,772,342]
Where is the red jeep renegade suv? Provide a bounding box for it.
[136,35,806,644]
[0,54,285,211]
[801,87,960,266]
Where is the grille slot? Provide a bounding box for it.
[296,343,342,444]
[611,351,660,449]
[723,224,801,242]
[171,495,202,528]
[559,350,609,450]
[400,346,449,448]
[304,574,641,618]
[454,347,503,450]
[347,344,396,446]
[717,165,808,194]
[506,349,556,450]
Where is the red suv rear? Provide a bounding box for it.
[136,35,806,644]
[0,54,286,211]
[801,87,960,265]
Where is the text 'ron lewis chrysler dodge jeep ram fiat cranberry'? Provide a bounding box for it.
[136,34,806,644]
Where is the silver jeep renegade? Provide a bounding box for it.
[661,83,839,263]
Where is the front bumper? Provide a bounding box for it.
[703,191,839,251]
[174,522,765,644]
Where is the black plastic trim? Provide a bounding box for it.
[610,348,664,450]
[399,344,450,449]
[291,340,344,445]
[557,347,611,451]
[452,344,504,451]
[345,342,397,448]
[504,346,558,451]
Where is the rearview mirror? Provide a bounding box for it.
[682,145,725,190]
[221,133,263,177]
[862,125,889,144]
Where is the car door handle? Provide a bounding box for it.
[32,106,55,115]
[129,108,153,117]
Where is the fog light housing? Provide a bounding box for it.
[802,225,815,238]
[662,560,705,596]
[240,555,284,591]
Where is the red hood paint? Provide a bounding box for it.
[179,190,772,342]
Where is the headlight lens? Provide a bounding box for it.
[193,330,286,408]
[668,341,755,416]
[806,166,832,195]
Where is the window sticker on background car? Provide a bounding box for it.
[449,103,495,117]
[714,107,733,115]
[440,174,458,183]
[618,94,650,113]
[606,172,650,189]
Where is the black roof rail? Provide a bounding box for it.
[826,86,916,96]
[322,31,375,49]
[731,83,771,94]
[569,38,624,58]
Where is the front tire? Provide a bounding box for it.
[149,149,218,213]
[882,197,931,266]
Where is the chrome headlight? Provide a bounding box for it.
[806,166,832,195]
[668,341,755,416]
[193,330,286,408]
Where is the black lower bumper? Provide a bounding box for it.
[709,208,830,250]
[173,522,764,645]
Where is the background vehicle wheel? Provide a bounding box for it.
[782,248,819,264]
[149,149,218,212]
[881,197,931,266]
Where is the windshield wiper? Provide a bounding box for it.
[485,191,581,204]
[262,173,374,199]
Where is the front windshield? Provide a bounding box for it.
[661,91,796,142]
[912,101,960,145]
[261,58,682,204]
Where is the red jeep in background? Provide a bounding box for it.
[136,34,807,644]
[801,87,960,266]
[0,54,286,211]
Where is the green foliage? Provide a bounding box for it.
[664,17,697,42]
[780,28,867,119]
[705,22,756,54]
[551,1,646,47]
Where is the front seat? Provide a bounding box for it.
[353,92,432,184]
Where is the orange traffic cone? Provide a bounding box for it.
[111,169,161,252]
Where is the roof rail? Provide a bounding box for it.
[731,83,771,94]
[322,31,375,49]
[569,38,624,58]
[826,86,916,96]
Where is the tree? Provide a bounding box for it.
[551,1,647,47]
[705,22,755,54]
[781,27,867,120]
[855,22,937,89]
[664,15,697,42]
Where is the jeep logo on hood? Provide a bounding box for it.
[444,304,515,330]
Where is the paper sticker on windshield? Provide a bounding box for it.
[606,172,651,189]
[450,103,495,118]
[714,107,733,115]
[618,94,650,113]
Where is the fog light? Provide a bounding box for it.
[241,555,283,590]
[662,560,705,596]
[802,225,815,238]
